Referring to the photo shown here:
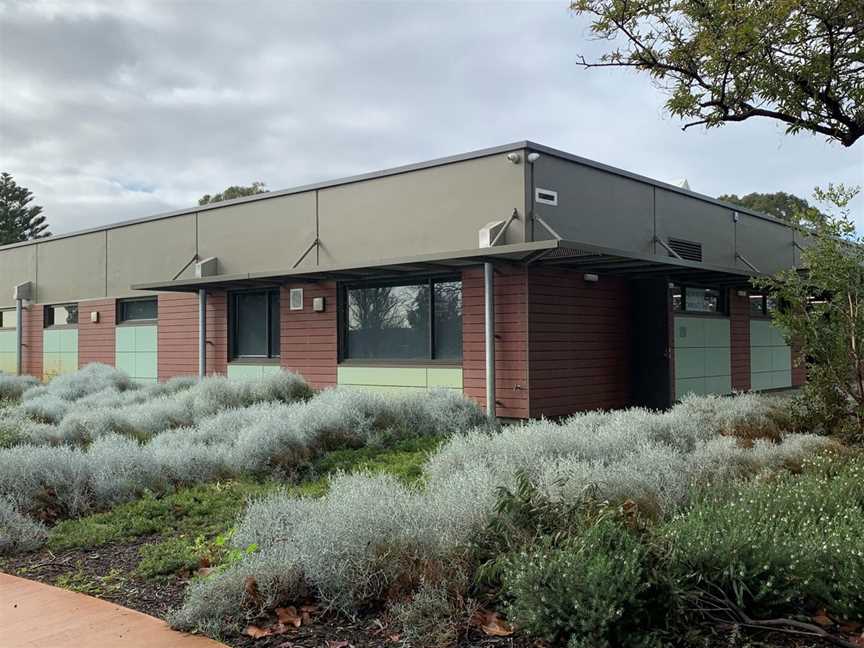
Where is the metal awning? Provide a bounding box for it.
[132,239,758,293]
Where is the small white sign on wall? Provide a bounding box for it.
[289,288,304,310]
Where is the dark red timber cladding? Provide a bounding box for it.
[22,304,43,379]
[462,266,529,418]
[280,283,338,389]
[78,299,116,368]
[729,290,751,391]
[528,269,632,418]
[157,292,228,381]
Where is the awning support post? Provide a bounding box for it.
[484,262,496,418]
[198,289,207,379]
[15,298,23,376]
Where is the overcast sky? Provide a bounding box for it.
[1,0,862,236]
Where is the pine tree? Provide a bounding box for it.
[0,173,50,246]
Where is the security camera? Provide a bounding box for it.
[506,153,521,164]
[527,152,540,163]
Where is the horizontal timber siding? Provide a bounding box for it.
[528,270,632,417]
[157,291,227,381]
[78,298,116,368]
[280,283,337,389]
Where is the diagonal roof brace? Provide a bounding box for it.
[653,236,682,260]
[735,252,760,273]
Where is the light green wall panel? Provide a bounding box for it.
[227,364,282,380]
[674,318,705,348]
[673,316,731,399]
[114,325,158,382]
[43,329,78,381]
[750,321,792,390]
[0,330,16,354]
[427,367,463,389]
[0,330,16,375]
[337,366,463,392]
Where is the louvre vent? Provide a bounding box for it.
[668,237,703,262]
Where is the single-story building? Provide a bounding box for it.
[0,141,806,417]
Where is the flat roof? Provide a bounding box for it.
[0,140,791,253]
[133,238,756,293]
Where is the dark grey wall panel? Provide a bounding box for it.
[735,214,794,275]
[532,156,654,253]
[655,189,735,267]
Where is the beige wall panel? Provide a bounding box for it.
[0,245,37,308]
[36,232,107,303]
[107,214,197,297]
[317,153,525,266]
[197,192,317,275]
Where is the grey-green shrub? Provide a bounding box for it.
[662,452,864,619]
[0,373,39,401]
[172,395,831,636]
[0,498,48,555]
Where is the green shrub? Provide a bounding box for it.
[136,537,199,579]
[662,452,864,620]
[500,517,668,647]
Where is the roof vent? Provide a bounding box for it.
[668,237,702,262]
[671,178,691,190]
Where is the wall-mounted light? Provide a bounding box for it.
[737,290,748,297]
[506,153,521,164]
[527,152,540,163]
[584,273,599,283]
[312,297,325,312]
[90,311,99,323]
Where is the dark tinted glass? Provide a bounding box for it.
[685,287,720,313]
[749,294,766,316]
[45,304,77,327]
[346,283,429,359]
[269,291,281,356]
[434,281,462,360]
[120,299,157,322]
[0,310,15,329]
[234,292,268,356]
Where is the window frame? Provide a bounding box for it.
[228,288,281,362]
[0,309,16,330]
[43,303,79,329]
[338,275,463,366]
[670,284,728,316]
[117,297,159,325]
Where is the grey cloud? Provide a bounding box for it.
[0,0,860,235]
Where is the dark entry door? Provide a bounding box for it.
[631,278,672,409]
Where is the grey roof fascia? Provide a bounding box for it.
[523,141,792,228]
[0,142,532,253]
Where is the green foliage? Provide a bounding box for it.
[310,435,443,483]
[754,184,864,440]
[48,479,275,551]
[500,517,668,647]
[717,191,827,223]
[662,452,864,620]
[198,181,266,205]
[570,0,864,146]
[136,536,200,579]
[0,172,49,245]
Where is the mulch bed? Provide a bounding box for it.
[0,538,834,648]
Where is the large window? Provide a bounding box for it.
[118,298,158,323]
[230,290,280,359]
[343,278,462,361]
[44,304,78,327]
[671,285,726,314]
[0,310,15,330]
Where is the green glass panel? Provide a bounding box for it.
[676,377,706,398]
[135,352,158,380]
[43,330,60,353]
[0,331,16,353]
[705,375,732,395]
[674,348,705,380]
[427,367,463,389]
[703,318,730,348]
[673,317,705,349]
[704,347,731,377]
[337,366,428,387]
[115,352,136,376]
